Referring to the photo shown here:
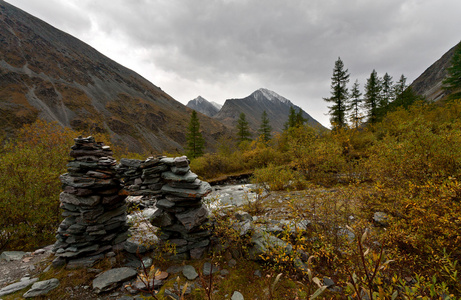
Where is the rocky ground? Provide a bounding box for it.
[0,186,379,299]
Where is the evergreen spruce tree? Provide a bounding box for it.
[185,110,205,158]
[258,110,272,142]
[393,74,407,98]
[388,86,422,110]
[295,108,306,127]
[443,42,461,100]
[284,106,297,130]
[347,79,363,129]
[236,112,251,143]
[364,69,381,125]
[323,57,350,129]
[381,72,394,106]
[284,106,305,130]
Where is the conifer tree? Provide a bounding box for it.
[347,79,363,129]
[236,112,251,143]
[380,72,394,106]
[295,108,306,127]
[284,106,297,130]
[323,57,350,129]
[443,42,461,100]
[284,106,305,130]
[364,69,381,125]
[393,74,407,98]
[258,110,272,142]
[185,110,205,158]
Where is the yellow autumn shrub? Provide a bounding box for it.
[0,121,79,250]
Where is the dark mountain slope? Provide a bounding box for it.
[410,42,460,102]
[214,88,325,133]
[0,0,228,153]
[186,96,221,117]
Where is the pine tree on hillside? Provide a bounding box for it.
[236,112,251,143]
[443,42,461,100]
[284,106,297,130]
[258,110,272,143]
[393,74,407,98]
[389,86,423,110]
[295,108,306,127]
[284,106,305,130]
[364,69,382,125]
[381,72,394,106]
[323,57,350,129]
[185,110,205,158]
[347,79,363,129]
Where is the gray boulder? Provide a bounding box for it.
[0,277,38,297]
[182,265,198,280]
[92,267,137,293]
[0,251,26,261]
[373,212,389,227]
[233,220,253,236]
[235,211,253,222]
[248,229,293,260]
[232,291,244,300]
[23,278,60,298]
[203,262,219,276]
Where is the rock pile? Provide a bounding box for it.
[116,157,166,199]
[117,156,212,259]
[156,156,212,259]
[53,136,129,266]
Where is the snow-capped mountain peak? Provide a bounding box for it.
[187,96,222,117]
[210,101,223,110]
[254,88,292,105]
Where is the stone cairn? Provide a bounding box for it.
[116,156,212,259]
[53,136,129,267]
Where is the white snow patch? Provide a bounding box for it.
[257,88,292,105]
[210,101,222,110]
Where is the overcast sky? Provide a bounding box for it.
[6,0,461,127]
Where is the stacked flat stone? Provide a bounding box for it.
[53,136,129,264]
[152,156,212,260]
[117,156,212,259]
[116,157,166,199]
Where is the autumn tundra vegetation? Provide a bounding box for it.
[2,46,461,298]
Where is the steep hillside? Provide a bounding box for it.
[410,42,460,101]
[214,88,325,133]
[0,0,228,153]
[186,96,222,117]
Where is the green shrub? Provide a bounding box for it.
[190,151,248,180]
[0,120,79,250]
[252,164,305,191]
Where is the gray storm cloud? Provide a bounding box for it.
[6,0,461,127]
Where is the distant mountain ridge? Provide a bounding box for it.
[410,42,460,101]
[186,96,222,117]
[214,88,325,133]
[0,0,228,153]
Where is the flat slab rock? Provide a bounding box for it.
[182,265,198,280]
[161,182,212,198]
[23,278,60,298]
[0,277,38,297]
[92,267,137,293]
[232,291,245,300]
[0,251,27,261]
